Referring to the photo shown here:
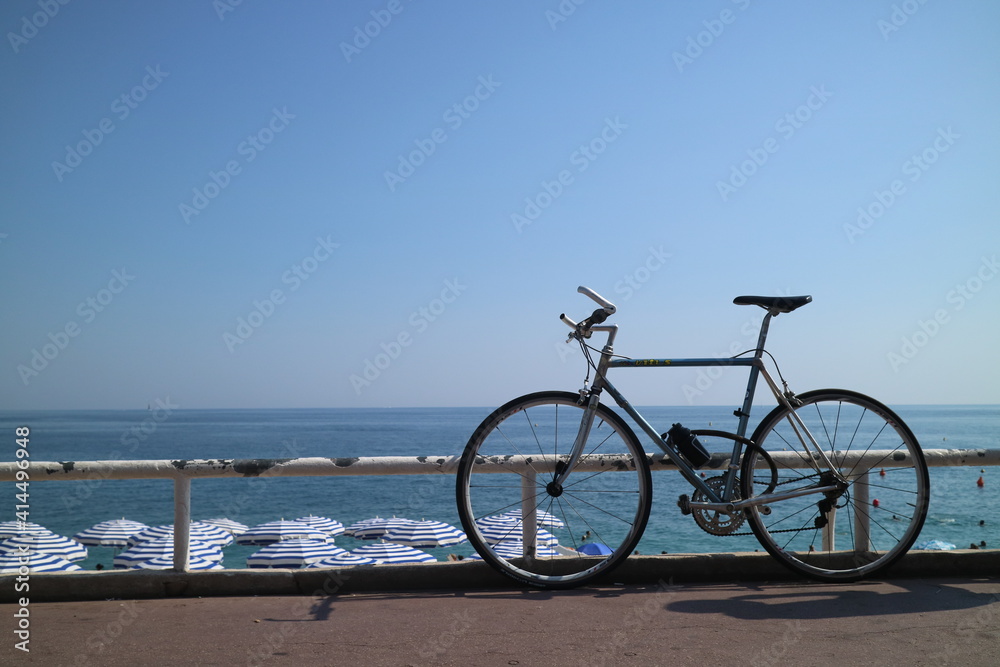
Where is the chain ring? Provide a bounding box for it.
[691,476,746,536]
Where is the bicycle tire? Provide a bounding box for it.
[740,389,929,581]
[456,391,652,589]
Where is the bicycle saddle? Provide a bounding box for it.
[733,295,812,314]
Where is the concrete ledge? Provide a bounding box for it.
[5,550,997,602]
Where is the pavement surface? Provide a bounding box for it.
[3,576,999,666]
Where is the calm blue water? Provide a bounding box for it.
[1,405,997,570]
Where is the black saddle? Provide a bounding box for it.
[733,295,812,314]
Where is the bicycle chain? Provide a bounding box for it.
[724,472,830,537]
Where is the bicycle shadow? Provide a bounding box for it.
[665,580,1000,621]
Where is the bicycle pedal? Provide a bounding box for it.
[677,494,692,515]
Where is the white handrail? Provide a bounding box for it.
[2,449,996,571]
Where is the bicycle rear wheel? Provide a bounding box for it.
[740,389,929,581]
[456,391,652,588]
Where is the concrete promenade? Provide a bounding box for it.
[2,551,998,665]
[4,577,999,665]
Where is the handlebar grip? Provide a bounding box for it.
[577,286,617,314]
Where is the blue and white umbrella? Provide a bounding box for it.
[128,556,224,571]
[1,532,88,562]
[113,538,223,568]
[73,519,149,547]
[0,551,83,573]
[343,517,386,536]
[307,553,383,567]
[125,525,175,547]
[235,520,330,546]
[0,521,50,539]
[295,515,346,537]
[127,523,234,548]
[351,517,415,540]
[470,539,561,560]
[475,517,558,546]
[349,541,436,564]
[501,509,566,529]
[198,518,249,535]
[247,539,347,568]
[383,520,467,548]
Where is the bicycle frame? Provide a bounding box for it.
[556,313,845,508]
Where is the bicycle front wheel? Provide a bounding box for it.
[456,391,652,588]
[740,389,929,581]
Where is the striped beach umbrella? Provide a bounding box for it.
[382,520,467,548]
[307,553,383,567]
[198,518,249,535]
[128,556,224,571]
[352,517,414,540]
[0,521,50,539]
[0,551,83,573]
[235,520,330,546]
[1,532,88,561]
[501,509,566,529]
[348,541,436,564]
[247,539,347,568]
[343,517,386,536]
[295,515,346,537]
[73,519,149,547]
[127,523,234,548]
[113,538,223,568]
[125,525,175,547]
[469,539,561,560]
[475,517,559,546]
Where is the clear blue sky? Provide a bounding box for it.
[2,1,998,410]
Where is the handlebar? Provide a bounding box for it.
[577,286,616,314]
[560,286,617,337]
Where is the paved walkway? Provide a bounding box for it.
[4,577,999,666]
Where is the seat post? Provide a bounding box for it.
[754,312,774,358]
[733,312,773,438]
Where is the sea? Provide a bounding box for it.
[1,405,997,571]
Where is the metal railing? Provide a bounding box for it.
[2,448,997,571]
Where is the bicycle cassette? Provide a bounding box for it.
[690,476,746,536]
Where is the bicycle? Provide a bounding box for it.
[456,286,929,588]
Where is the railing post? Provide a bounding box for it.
[852,471,871,552]
[173,477,191,572]
[521,468,537,558]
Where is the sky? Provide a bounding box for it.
[2,1,998,410]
